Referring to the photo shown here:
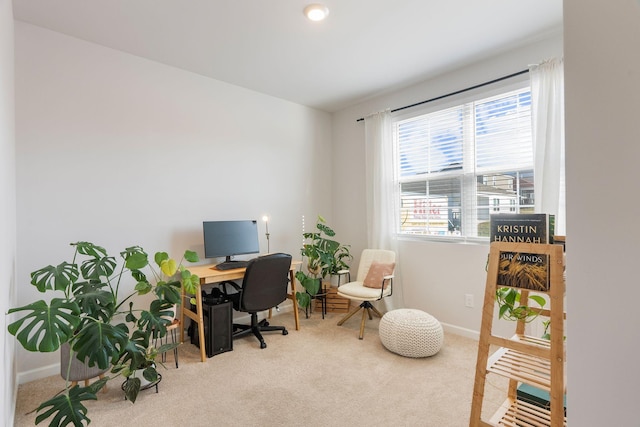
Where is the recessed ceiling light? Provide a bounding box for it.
[304,4,329,22]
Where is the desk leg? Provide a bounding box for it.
[195,280,206,362]
[180,279,212,362]
[289,270,300,330]
[180,286,185,344]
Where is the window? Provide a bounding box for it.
[395,87,534,240]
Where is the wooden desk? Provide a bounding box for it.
[181,260,301,362]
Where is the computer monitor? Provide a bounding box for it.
[203,220,260,265]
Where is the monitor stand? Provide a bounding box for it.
[215,256,249,271]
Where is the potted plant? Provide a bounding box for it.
[295,216,351,310]
[7,241,200,426]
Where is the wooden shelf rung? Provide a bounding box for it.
[489,335,552,359]
[487,398,567,427]
[486,347,552,390]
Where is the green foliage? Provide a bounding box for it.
[541,319,551,341]
[29,262,79,293]
[295,216,352,309]
[7,241,199,426]
[294,271,321,309]
[495,286,547,323]
[34,385,98,427]
[7,299,81,352]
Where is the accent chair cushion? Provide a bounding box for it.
[363,261,395,289]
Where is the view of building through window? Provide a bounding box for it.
[395,87,533,239]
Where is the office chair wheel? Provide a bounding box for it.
[260,341,267,349]
[263,321,269,327]
[282,330,288,335]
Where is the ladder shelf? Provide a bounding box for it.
[470,242,566,427]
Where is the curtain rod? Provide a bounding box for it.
[356,68,529,122]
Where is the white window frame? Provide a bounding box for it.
[392,78,534,244]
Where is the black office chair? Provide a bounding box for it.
[221,253,292,349]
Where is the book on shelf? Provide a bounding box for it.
[489,214,555,291]
[517,383,567,415]
[490,213,555,245]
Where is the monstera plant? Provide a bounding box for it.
[295,216,351,309]
[7,241,200,426]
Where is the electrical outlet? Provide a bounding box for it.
[465,294,474,308]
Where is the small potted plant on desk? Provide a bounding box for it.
[7,241,200,426]
[295,216,352,317]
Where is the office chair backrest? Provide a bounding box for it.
[356,249,396,282]
[239,253,292,313]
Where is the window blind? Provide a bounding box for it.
[395,87,534,239]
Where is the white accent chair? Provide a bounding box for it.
[336,249,396,339]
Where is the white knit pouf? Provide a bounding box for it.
[379,309,444,357]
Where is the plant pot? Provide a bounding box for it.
[132,366,155,388]
[59,342,109,384]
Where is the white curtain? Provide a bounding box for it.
[530,58,566,235]
[364,110,403,309]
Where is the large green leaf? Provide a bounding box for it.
[124,251,148,271]
[130,269,148,283]
[73,321,129,370]
[160,258,177,277]
[300,243,319,259]
[154,251,169,267]
[120,246,149,273]
[142,365,158,385]
[181,270,200,296]
[317,238,340,254]
[296,291,311,308]
[30,262,79,293]
[7,299,81,352]
[72,281,116,323]
[117,329,149,373]
[80,256,117,281]
[134,279,152,295]
[72,241,107,258]
[122,367,161,404]
[123,376,142,403]
[295,272,321,295]
[155,279,181,305]
[34,385,98,427]
[184,250,199,263]
[529,295,547,307]
[138,300,172,339]
[316,222,336,237]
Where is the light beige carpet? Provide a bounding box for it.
[14,309,507,426]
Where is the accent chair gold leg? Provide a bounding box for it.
[369,305,384,318]
[337,304,363,326]
[359,308,367,339]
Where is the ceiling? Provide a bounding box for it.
[12,0,563,113]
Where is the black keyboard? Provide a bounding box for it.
[214,261,249,271]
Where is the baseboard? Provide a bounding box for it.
[17,362,59,385]
[231,300,294,323]
[17,302,296,385]
[440,322,479,340]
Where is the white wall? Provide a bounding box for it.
[331,31,563,338]
[12,3,640,424]
[0,0,16,425]
[14,22,333,381]
[564,1,640,425]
